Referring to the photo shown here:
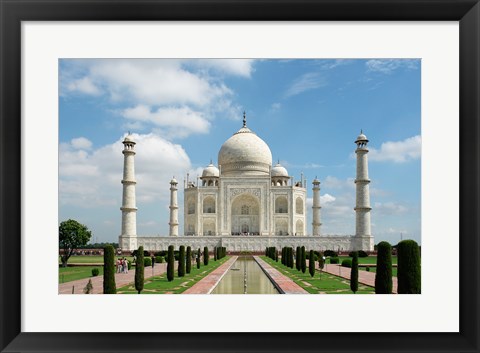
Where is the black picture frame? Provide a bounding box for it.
[1,1,479,352]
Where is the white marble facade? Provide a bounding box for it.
[119,115,374,252]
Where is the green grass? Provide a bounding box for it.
[337,256,397,265]
[59,266,104,283]
[362,266,398,277]
[116,256,230,294]
[262,256,374,294]
[59,256,134,264]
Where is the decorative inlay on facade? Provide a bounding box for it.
[230,188,261,198]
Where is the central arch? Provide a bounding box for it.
[231,193,260,235]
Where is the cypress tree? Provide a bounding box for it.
[281,247,285,265]
[289,247,294,268]
[397,240,421,294]
[301,246,307,273]
[178,245,185,277]
[275,250,278,262]
[350,251,359,294]
[135,246,144,294]
[196,248,201,269]
[186,246,192,274]
[309,250,315,277]
[295,246,301,271]
[375,241,393,294]
[203,246,209,266]
[167,245,174,282]
[103,245,116,294]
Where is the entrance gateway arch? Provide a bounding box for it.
[230,193,260,235]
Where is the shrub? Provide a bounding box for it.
[167,245,174,282]
[131,249,150,258]
[135,246,145,294]
[178,246,185,277]
[186,246,192,274]
[350,251,358,294]
[144,257,152,267]
[375,241,392,294]
[397,240,421,294]
[91,268,99,277]
[308,250,315,277]
[203,247,209,266]
[330,257,339,264]
[358,250,368,258]
[155,256,164,263]
[366,266,370,272]
[341,259,352,268]
[103,245,116,294]
[324,250,338,257]
[295,247,301,271]
[301,246,306,273]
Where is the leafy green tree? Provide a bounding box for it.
[309,250,315,277]
[295,246,301,271]
[204,246,209,266]
[350,251,359,294]
[186,246,192,274]
[301,246,306,273]
[375,241,393,294]
[135,246,144,294]
[397,240,421,294]
[167,245,175,282]
[103,245,116,294]
[178,245,185,277]
[59,219,92,267]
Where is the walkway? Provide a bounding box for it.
[254,256,308,294]
[183,256,238,294]
[58,263,168,294]
[322,263,398,294]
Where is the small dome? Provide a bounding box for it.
[355,130,368,143]
[202,163,220,178]
[123,134,135,143]
[218,126,272,176]
[312,177,320,184]
[170,177,178,184]
[271,163,289,177]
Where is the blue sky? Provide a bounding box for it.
[59,59,421,245]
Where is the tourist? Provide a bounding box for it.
[124,258,129,274]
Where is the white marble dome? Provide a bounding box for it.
[271,163,289,177]
[202,163,220,177]
[218,126,272,176]
[355,132,368,143]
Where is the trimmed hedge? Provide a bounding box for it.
[324,250,338,257]
[341,259,352,268]
[375,241,393,294]
[155,256,164,263]
[397,240,421,294]
[350,251,358,294]
[330,257,339,264]
[349,250,369,258]
[91,268,99,277]
[167,245,174,282]
[143,257,152,267]
[186,246,192,274]
[103,245,116,294]
[135,246,145,294]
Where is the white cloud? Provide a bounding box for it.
[365,59,419,74]
[285,72,327,97]
[320,193,336,204]
[186,59,255,77]
[71,137,93,150]
[121,105,210,138]
[374,202,408,215]
[59,133,191,208]
[369,135,421,163]
[66,77,102,96]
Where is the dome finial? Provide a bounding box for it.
[243,111,247,128]
[210,158,213,165]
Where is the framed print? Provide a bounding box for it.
[1,0,479,352]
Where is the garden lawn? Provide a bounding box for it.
[262,256,374,294]
[59,256,134,264]
[337,256,397,265]
[59,266,103,283]
[116,256,230,294]
[362,266,398,277]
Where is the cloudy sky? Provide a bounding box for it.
[59,58,421,245]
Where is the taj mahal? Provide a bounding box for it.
[118,113,374,252]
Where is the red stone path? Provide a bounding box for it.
[254,256,308,294]
[58,263,168,294]
[183,256,238,294]
[322,263,398,294]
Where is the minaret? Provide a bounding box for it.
[354,130,374,250]
[312,177,322,236]
[169,177,179,236]
[119,134,137,251]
